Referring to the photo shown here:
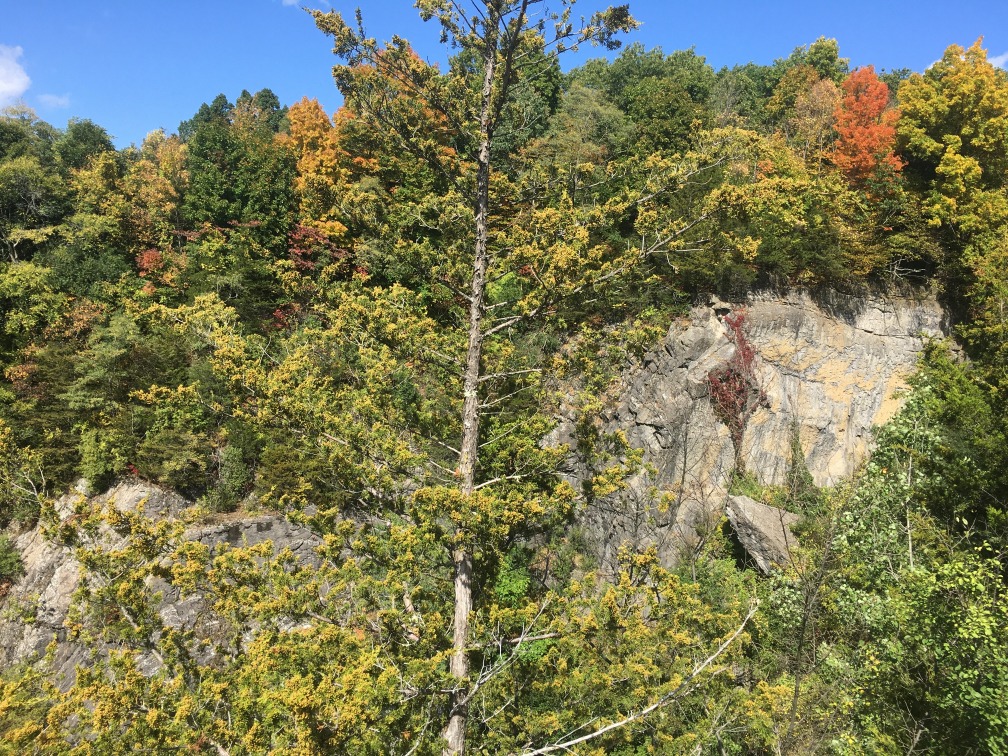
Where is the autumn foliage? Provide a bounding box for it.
[6,19,1008,754]
[832,66,903,185]
[706,309,766,469]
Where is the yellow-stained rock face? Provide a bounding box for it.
[743,290,944,486]
[875,369,912,427]
[561,288,946,570]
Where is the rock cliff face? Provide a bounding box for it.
[564,289,946,571]
[0,481,319,686]
[743,290,945,484]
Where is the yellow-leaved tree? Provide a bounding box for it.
[897,38,1008,237]
[31,3,771,754]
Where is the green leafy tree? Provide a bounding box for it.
[0,261,67,353]
[234,87,290,135]
[121,130,187,257]
[0,106,59,166]
[803,36,849,84]
[961,226,1008,393]
[52,118,115,173]
[178,93,297,322]
[710,62,779,130]
[695,128,861,288]
[738,347,1008,753]
[0,416,46,525]
[0,153,66,261]
[176,93,233,143]
[518,82,631,197]
[40,150,134,299]
[766,64,820,136]
[775,37,849,87]
[573,43,716,154]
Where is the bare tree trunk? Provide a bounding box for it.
[906,455,914,570]
[445,13,498,754]
[446,546,475,754]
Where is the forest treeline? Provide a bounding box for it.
[1,1,1007,752]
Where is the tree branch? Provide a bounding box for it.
[518,600,759,755]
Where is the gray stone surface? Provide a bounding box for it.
[726,495,799,574]
[0,481,320,685]
[0,523,78,678]
[558,289,945,570]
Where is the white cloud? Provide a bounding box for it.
[991,50,1008,69]
[281,0,299,6]
[0,45,31,107]
[37,93,70,109]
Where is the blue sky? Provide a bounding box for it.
[2,0,1007,148]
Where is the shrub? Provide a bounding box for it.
[0,536,23,586]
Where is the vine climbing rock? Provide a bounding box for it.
[706,308,768,471]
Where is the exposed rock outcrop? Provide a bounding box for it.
[561,289,945,570]
[743,290,945,485]
[0,480,320,685]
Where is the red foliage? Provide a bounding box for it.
[832,66,904,186]
[271,303,303,331]
[706,309,767,462]
[287,225,323,272]
[136,249,165,276]
[272,307,290,330]
[287,224,351,274]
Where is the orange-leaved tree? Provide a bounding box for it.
[832,66,903,187]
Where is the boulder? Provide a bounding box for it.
[726,495,799,575]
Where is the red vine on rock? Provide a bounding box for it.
[706,308,767,470]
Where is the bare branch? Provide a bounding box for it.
[473,473,528,491]
[518,601,759,756]
[456,598,553,710]
[479,367,541,383]
[479,383,535,410]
